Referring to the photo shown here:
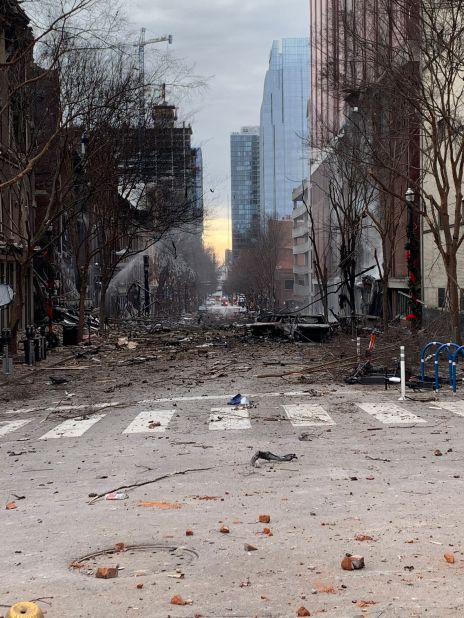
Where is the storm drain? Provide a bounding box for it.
[71,544,198,578]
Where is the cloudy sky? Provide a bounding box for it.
[130,0,309,260]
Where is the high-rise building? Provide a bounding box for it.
[192,147,204,238]
[230,126,260,260]
[260,38,309,220]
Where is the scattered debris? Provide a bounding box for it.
[259,514,271,524]
[262,528,272,536]
[296,607,311,617]
[88,467,213,504]
[341,554,365,571]
[166,571,185,579]
[69,561,83,570]
[314,583,336,594]
[114,543,125,552]
[49,376,69,385]
[148,421,161,429]
[239,578,251,588]
[365,455,391,462]
[95,567,118,579]
[228,393,242,405]
[105,492,129,501]
[244,543,258,552]
[357,600,377,608]
[137,501,182,509]
[170,595,192,606]
[444,553,455,564]
[354,534,374,542]
[251,450,297,467]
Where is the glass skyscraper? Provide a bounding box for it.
[230,127,260,260]
[260,38,309,220]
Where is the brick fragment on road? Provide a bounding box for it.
[341,554,365,570]
[95,567,118,579]
[170,595,192,605]
[244,543,257,551]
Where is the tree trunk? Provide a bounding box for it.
[382,278,390,333]
[99,281,109,336]
[447,253,461,344]
[348,271,357,337]
[8,260,26,354]
[78,267,88,342]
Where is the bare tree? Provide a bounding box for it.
[224,219,287,311]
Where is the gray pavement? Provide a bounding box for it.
[2,384,464,617]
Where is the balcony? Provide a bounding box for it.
[293,264,309,275]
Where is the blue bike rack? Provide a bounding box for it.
[434,343,460,391]
[420,341,444,383]
[451,345,464,393]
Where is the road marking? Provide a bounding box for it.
[357,403,426,424]
[284,404,336,426]
[0,419,32,437]
[123,409,175,434]
[209,407,251,430]
[138,391,315,405]
[46,402,119,413]
[39,414,106,439]
[436,402,464,417]
[4,407,41,416]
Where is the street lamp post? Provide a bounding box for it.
[405,187,421,327]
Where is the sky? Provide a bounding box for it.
[130,0,309,262]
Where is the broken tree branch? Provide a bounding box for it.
[88,467,214,504]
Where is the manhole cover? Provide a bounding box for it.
[71,544,198,578]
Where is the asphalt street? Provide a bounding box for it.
[2,382,464,617]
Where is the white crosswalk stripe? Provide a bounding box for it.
[357,403,426,424]
[0,419,32,437]
[284,404,336,426]
[46,402,120,413]
[39,414,106,440]
[3,399,460,441]
[123,409,175,434]
[209,407,251,430]
[436,402,464,417]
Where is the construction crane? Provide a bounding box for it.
[135,28,173,129]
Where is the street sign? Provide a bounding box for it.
[0,284,14,308]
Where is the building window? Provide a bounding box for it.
[438,287,446,308]
[285,279,294,290]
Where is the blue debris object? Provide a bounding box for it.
[228,393,242,406]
